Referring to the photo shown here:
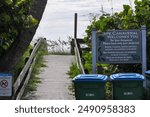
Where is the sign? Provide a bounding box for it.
[0,73,12,96]
[0,80,8,88]
[96,30,141,63]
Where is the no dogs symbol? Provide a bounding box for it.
[0,80,8,88]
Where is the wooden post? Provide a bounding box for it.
[70,39,75,55]
[74,13,78,39]
[71,13,78,54]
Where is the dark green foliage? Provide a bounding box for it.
[83,0,150,74]
[0,0,38,57]
[82,52,92,74]
[67,62,80,79]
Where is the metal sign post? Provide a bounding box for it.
[141,26,147,75]
[141,26,147,88]
[92,28,97,74]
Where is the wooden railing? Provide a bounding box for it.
[74,38,85,74]
[11,37,83,99]
[12,38,47,100]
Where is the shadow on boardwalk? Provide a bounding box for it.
[24,55,75,100]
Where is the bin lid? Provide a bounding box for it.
[110,73,144,80]
[145,70,150,75]
[73,74,107,82]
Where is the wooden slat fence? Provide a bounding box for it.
[12,38,47,99]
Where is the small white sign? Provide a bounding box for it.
[0,73,12,96]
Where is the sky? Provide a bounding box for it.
[33,0,135,41]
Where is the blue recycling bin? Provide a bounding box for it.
[145,70,150,99]
[72,74,107,100]
[110,73,144,100]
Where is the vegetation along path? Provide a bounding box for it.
[26,55,74,100]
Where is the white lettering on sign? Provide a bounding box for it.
[85,93,95,97]
[96,30,142,63]
[124,92,133,96]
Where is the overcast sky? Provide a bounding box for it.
[33,0,135,41]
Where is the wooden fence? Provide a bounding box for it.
[12,38,47,99]
[0,37,84,99]
[73,38,85,74]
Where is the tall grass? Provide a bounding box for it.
[47,37,71,55]
[21,41,48,99]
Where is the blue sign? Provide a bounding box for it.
[0,73,13,96]
[96,30,141,63]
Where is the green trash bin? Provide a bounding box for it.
[145,70,150,99]
[110,73,144,100]
[72,74,107,100]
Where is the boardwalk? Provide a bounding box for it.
[25,55,75,100]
